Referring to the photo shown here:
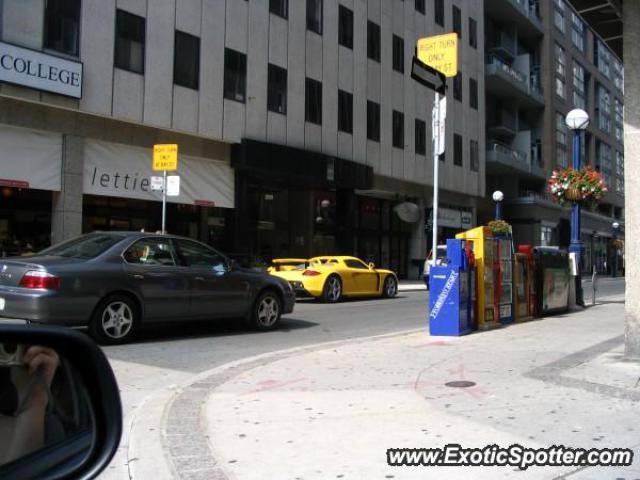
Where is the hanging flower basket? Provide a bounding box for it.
[487,219,511,236]
[564,187,582,202]
[547,167,608,207]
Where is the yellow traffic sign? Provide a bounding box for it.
[153,144,178,171]
[416,33,458,78]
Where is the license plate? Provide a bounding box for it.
[0,298,5,311]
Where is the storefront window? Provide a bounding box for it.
[0,187,52,256]
[82,194,232,251]
[355,196,410,277]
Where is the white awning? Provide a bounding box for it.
[83,139,234,208]
[0,124,62,191]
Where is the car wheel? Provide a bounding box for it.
[382,275,398,298]
[90,295,138,345]
[322,275,342,303]
[249,290,282,331]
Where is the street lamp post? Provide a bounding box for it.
[492,190,504,220]
[565,109,589,306]
[612,221,620,278]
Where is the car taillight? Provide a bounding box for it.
[302,270,321,276]
[19,271,61,289]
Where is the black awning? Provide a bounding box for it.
[231,139,373,190]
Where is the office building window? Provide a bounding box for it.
[615,98,623,142]
[44,0,80,56]
[555,43,566,77]
[554,0,565,33]
[392,110,404,149]
[469,17,477,49]
[307,0,322,34]
[453,71,462,101]
[616,151,624,192]
[435,0,444,27]
[415,118,426,155]
[367,101,380,142]
[541,226,554,246]
[596,141,612,184]
[223,48,246,102]
[454,134,462,166]
[469,77,478,109]
[267,64,287,114]
[367,21,381,62]
[338,5,353,49]
[392,35,404,73]
[572,61,585,109]
[571,12,584,52]
[305,78,322,124]
[597,84,611,133]
[470,139,479,171]
[556,112,567,168]
[555,43,565,99]
[453,5,461,38]
[174,31,200,90]
[338,90,353,133]
[613,59,624,93]
[115,10,146,74]
[415,0,425,14]
[269,0,288,19]
[595,39,611,77]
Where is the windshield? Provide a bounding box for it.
[39,233,125,259]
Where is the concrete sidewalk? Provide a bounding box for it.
[119,291,639,480]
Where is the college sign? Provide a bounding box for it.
[0,42,82,98]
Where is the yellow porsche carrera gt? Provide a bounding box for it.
[268,256,398,302]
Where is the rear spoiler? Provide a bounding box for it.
[269,259,309,272]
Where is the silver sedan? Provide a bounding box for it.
[0,232,295,344]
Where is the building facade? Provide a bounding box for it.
[0,0,486,279]
[483,0,624,274]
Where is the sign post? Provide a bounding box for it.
[413,33,458,266]
[152,144,178,234]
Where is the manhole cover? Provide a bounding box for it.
[445,380,476,388]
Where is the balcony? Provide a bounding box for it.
[485,55,545,108]
[487,30,516,61]
[488,109,517,137]
[486,142,546,179]
[484,0,543,40]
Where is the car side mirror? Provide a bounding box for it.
[0,322,122,480]
[368,262,375,270]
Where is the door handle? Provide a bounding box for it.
[132,274,144,280]
[195,276,205,281]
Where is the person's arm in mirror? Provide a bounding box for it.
[0,346,59,465]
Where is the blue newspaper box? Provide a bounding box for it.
[428,264,472,336]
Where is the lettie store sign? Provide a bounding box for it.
[0,42,82,98]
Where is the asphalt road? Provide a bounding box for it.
[104,291,428,373]
[102,277,625,419]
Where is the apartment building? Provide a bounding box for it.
[483,0,624,273]
[0,0,485,278]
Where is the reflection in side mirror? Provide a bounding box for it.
[0,325,122,480]
[0,345,93,468]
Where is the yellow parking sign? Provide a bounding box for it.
[416,33,458,78]
[153,144,178,171]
